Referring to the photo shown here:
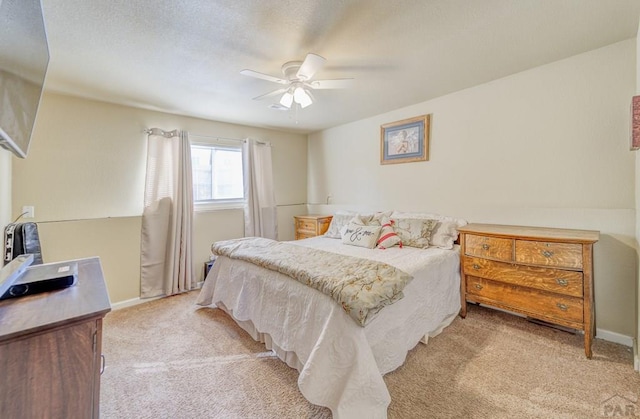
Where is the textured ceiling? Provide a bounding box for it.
[41,0,640,134]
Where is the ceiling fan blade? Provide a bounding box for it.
[308,78,354,89]
[252,88,288,101]
[240,69,288,84]
[296,53,326,81]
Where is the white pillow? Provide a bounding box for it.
[339,214,385,239]
[391,211,468,249]
[341,223,382,249]
[391,218,438,249]
[429,220,460,250]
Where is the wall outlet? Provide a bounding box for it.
[21,206,34,219]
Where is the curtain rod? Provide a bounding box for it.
[190,133,243,143]
[143,129,238,142]
[192,133,271,147]
[145,129,271,146]
[143,128,178,138]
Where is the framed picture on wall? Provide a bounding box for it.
[380,114,430,164]
[631,95,640,151]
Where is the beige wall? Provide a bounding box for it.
[36,217,141,303]
[0,150,11,238]
[12,93,308,303]
[6,38,637,342]
[635,20,640,368]
[309,39,637,338]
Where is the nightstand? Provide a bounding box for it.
[294,215,333,240]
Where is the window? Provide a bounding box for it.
[191,143,244,208]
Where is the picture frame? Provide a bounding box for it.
[380,114,430,164]
[631,96,640,151]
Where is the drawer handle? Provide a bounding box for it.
[542,250,554,258]
[555,278,568,286]
[481,244,490,250]
[100,354,106,375]
[556,303,568,311]
[472,264,481,270]
[474,284,483,290]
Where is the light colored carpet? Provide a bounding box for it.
[100,291,639,418]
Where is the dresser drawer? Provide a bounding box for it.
[515,240,582,269]
[463,257,583,297]
[296,218,318,232]
[296,232,316,240]
[465,235,513,261]
[466,276,584,324]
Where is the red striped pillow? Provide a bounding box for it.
[376,217,403,249]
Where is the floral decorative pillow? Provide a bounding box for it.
[376,217,402,249]
[368,210,393,226]
[349,214,369,226]
[341,223,382,249]
[325,210,391,237]
[391,218,438,249]
[391,211,468,249]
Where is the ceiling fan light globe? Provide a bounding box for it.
[280,92,294,108]
[293,86,306,102]
[294,87,313,108]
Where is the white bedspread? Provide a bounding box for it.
[196,237,461,418]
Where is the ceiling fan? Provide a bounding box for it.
[240,53,353,110]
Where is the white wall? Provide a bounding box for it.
[12,92,308,303]
[309,39,637,338]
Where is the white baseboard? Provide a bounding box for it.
[111,296,163,310]
[474,304,634,348]
[596,328,634,347]
[634,339,639,372]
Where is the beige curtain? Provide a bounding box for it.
[140,128,194,298]
[243,138,278,239]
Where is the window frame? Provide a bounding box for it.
[191,140,245,212]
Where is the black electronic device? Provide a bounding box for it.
[0,260,77,300]
[0,254,34,298]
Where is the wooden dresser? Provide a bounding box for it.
[458,223,599,358]
[294,215,333,240]
[0,257,111,418]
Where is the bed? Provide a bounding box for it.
[196,213,463,419]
